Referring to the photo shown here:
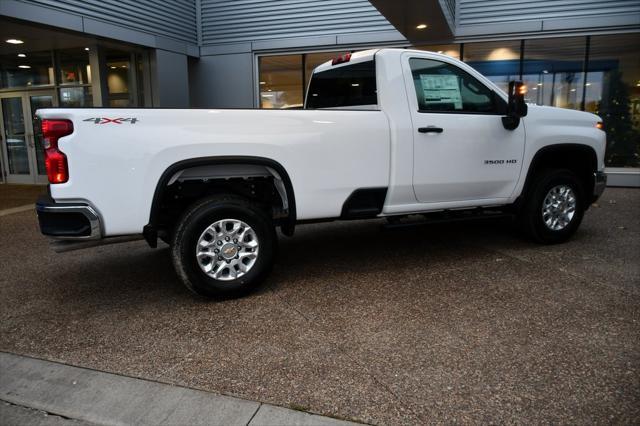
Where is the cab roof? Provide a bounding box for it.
[312,49,380,74]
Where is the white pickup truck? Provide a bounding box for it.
[36,48,606,298]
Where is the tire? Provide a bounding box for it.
[519,169,585,244]
[171,194,277,298]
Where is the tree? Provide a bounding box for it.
[597,70,639,167]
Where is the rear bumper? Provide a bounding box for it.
[36,195,101,240]
[593,171,607,202]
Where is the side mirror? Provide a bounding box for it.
[502,80,528,130]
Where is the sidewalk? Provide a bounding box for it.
[0,352,361,426]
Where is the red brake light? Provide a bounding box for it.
[42,119,73,184]
[331,53,351,65]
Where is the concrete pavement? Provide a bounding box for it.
[1,188,639,424]
[0,352,359,426]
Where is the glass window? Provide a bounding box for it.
[58,48,91,85]
[29,94,54,174]
[259,55,303,109]
[587,34,640,168]
[306,60,377,109]
[414,44,460,60]
[59,87,93,107]
[463,41,521,93]
[1,97,29,174]
[0,51,53,89]
[409,58,503,114]
[105,51,133,107]
[304,51,349,90]
[522,37,586,110]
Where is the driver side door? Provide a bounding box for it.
[402,53,525,204]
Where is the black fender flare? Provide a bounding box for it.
[144,156,297,246]
[516,143,598,208]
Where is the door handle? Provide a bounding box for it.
[418,126,443,134]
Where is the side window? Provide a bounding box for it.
[409,58,504,114]
[306,60,377,109]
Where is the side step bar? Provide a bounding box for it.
[382,210,514,230]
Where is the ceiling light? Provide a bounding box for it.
[437,50,443,54]
[542,70,549,74]
[85,47,90,51]
[259,81,266,85]
[6,39,24,44]
[586,83,592,86]
[18,65,31,69]
[416,24,428,30]
[537,83,543,86]
[110,66,117,69]
[351,83,360,87]
[121,65,127,68]
[17,53,26,58]
[570,88,576,92]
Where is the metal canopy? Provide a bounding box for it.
[369,0,454,43]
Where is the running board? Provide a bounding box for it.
[381,211,514,230]
[49,235,144,253]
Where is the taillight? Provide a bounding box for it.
[331,53,351,65]
[41,119,73,184]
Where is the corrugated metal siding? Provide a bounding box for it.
[18,0,197,43]
[201,0,397,45]
[442,0,455,20]
[458,0,640,26]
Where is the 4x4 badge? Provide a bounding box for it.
[83,117,138,124]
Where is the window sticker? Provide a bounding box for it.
[419,74,462,109]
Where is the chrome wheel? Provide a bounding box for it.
[196,219,259,281]
[541,185,577,231]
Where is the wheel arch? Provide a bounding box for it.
[145,156,296,246]
[519,143,598,206]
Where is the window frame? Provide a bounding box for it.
[405,55,507,116]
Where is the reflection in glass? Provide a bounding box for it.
[59,87,93,107]
[1,97,29,174]
[58,48,91,85]
[259,55,303,109]
[522,37,585,110]
[463,41,521,93]
[587,34,640,167]
[30,95,53,175]
[106,51,132,107]
[0,51,53,89]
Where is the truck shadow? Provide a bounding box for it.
[52,217,518,301]
[271,217,523,281]
[55,215,597,301]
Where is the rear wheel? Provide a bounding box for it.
[520,169,585,244]
[171,194,277,298]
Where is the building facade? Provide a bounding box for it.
[1,0,639,185]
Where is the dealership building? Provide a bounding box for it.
[1,0,639,185]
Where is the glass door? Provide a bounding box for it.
[0,91,55,184]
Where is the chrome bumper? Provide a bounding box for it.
[36,196,102,240]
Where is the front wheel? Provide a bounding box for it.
[171,195,277,298]
[519,169,585,244]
